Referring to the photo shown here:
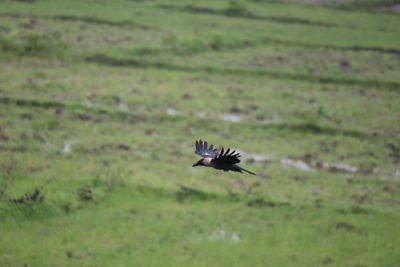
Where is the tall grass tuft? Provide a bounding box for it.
[0,32,67,58]
[225,0,249,16]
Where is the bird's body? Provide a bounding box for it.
[192,140,256,175]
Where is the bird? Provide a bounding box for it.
[192,140,256,175]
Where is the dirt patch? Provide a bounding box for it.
[281,158,313,171]
[160,4,334,27]
[386,143,400,164]
[208,230,241,242]
[336,206,374,215]
[19,113,34,120]
[290,0,344,3]
[168,108,281,124]
[386,4,400,12]
[0,133,9,141]
[117,144,130,151]
[247,198,290,208]
[73,113,92,121]
[244,151,399,180]
[335,221,357,231]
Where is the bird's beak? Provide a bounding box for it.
[192,160,201,167]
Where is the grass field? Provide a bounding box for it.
[0,0,399,266]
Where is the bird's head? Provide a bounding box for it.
[192,159,205,167]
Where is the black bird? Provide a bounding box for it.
[192,140,256,175]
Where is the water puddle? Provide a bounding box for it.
[231,232,241,242]
[166,108,180,116]
[281,158,313,171]
[317,161,358,173]
[209,230,241,242]
[241,150,399,180]
[167,108,280,124]
[192,111,207,118]
[84,99,129,111]
[117,103,129,111]
[240,151,273,162]
[386,4,400,12]
[62,141,72,153]
[258,114,281,124]
[220,113,242,123]
[281,157,399,180]
[373,168,400,180]
[209,230,226,241]
[84,99,94,107]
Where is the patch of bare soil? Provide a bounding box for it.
[289,0,348,4]
[386,4,400,12]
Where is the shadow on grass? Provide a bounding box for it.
[247,0,400,14]
[0,13,152,30]
[0,96,146,125]
[260,37,400,55]
[0,95,379,140]
[132,34,400,57]
[159,4,334,28]
[175,184,218,203]
[254,123,372,139]
[0,96,65,109]
[131,35,400,59]
[336,205,375,215]
[247,198,291,208]
[85,54,400,91]
[162,114,374,139]
[0,96,377,139]
[331,0,400,12]
[0,32,68,58]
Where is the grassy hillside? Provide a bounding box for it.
[0,0,399,266]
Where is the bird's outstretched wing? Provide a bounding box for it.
[212,147,241,165]
[195,140,219,158]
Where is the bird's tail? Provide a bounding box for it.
[233,165,256,175]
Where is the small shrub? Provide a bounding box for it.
[210,36,225,51]
[225,0,248,16]
[77,186,93,201]
[0,32,67,58]
[15,0,37,2]
[0,161,17,200]
[0,35,19,55]
[23,33,49,55]
[21,33,67,57]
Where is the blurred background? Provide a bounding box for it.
[0,0,399,266]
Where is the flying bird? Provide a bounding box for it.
[192,140,256,175]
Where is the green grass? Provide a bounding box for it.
[0,0,399,266]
